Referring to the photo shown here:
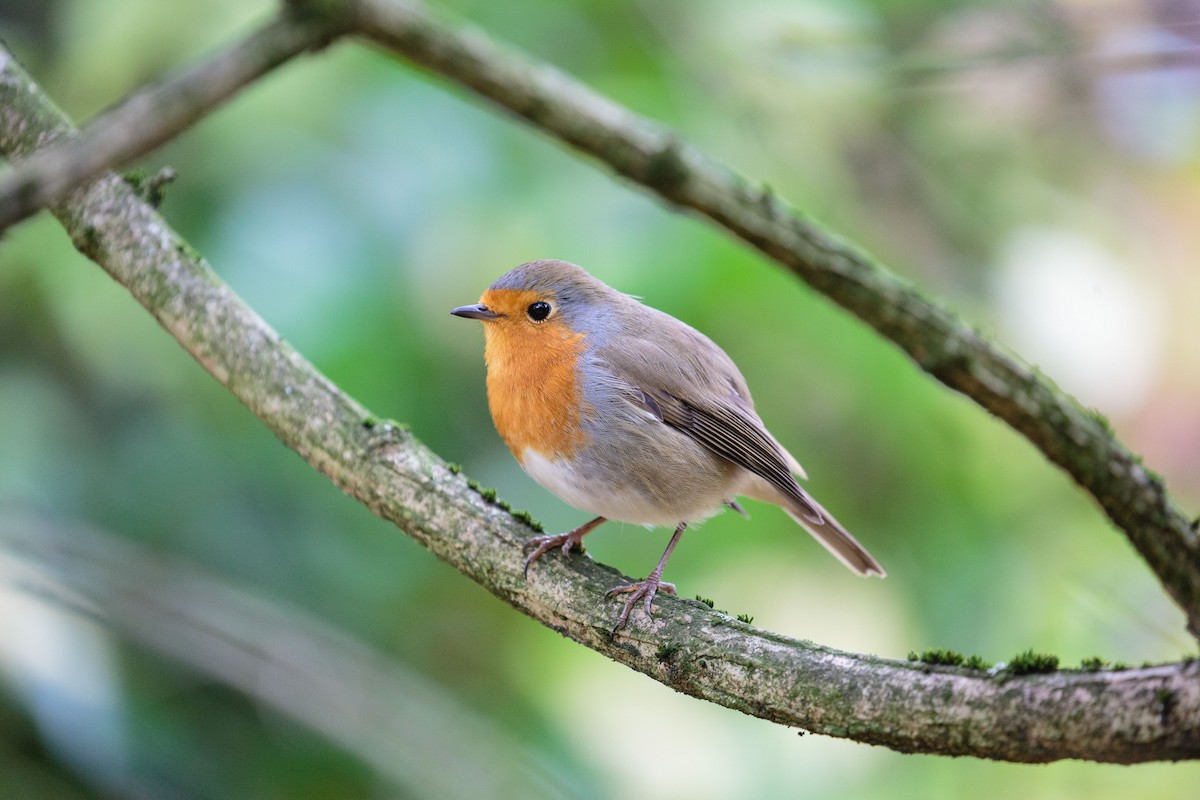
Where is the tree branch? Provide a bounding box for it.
[0,4,350,232]
[353,0,1200,637]
[2,41,1198,764]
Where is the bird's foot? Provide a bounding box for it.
[521,532,584,576]
[604,578,677,633]
[521,517,606,577]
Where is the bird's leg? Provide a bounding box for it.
[522,516,606,577]
[604,522,686,633]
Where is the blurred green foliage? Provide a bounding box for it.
[2,0,1200,797]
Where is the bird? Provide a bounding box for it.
[451,259,884,632]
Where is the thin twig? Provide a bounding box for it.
[354,0,1200,637]
[1,41,1198,764]
[0,5,350,232]
[0,512,581,800]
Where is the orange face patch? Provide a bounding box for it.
[478,288,589,462]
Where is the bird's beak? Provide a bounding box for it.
[450,303,500,321]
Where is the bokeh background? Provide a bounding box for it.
[3,0,1200,797]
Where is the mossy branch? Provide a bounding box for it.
[2,41,1199,764]
[353,0,1200,636]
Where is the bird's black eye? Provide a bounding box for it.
[526,301,552,322]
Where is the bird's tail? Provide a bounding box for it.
[783,492,886,578]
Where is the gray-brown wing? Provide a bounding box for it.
[597,310,820,519]
[631,387,823,524]
[596,304,756,407]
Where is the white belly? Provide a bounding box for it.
[521,448,716,526]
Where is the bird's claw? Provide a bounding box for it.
[520,517,606,579]
[604,579,677,633]
[521,532,585,577]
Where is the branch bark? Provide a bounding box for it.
[2,41,1199,764]
[353,0,1200,637]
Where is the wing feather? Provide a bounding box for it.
[649,390,823,524]
[598,309,818,518]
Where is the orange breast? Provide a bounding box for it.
[482,303,589,463]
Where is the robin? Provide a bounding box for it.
[452,260,884,632]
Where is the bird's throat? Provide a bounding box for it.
[483,320,589,463]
